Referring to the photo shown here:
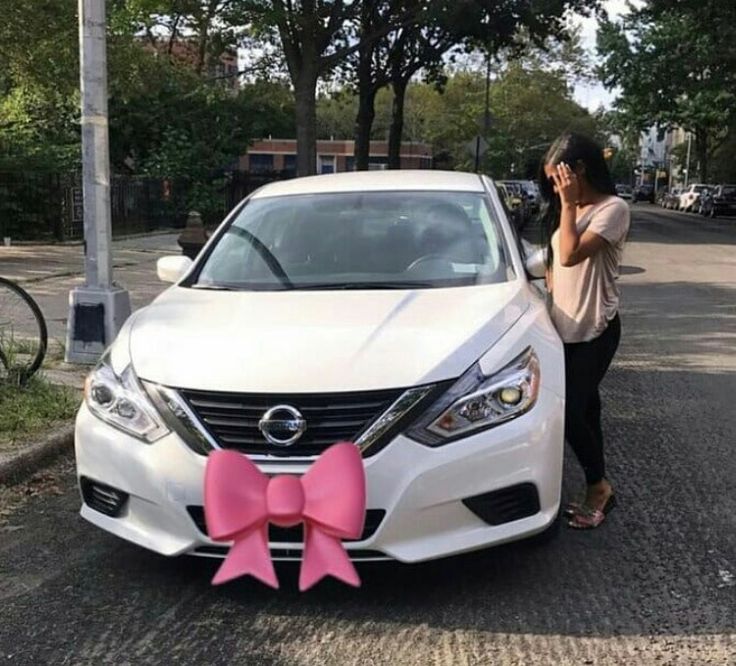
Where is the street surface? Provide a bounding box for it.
[1,205,735,664]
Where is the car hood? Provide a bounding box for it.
[129,283,529,393]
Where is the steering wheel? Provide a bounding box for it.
[405,254,452,272]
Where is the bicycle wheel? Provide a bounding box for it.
[0,277,48,383]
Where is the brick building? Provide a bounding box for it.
[239,139,433,174]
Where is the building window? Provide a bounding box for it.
[318,154,336,174]
[368,156,388,170]
[345,156,356,171]
[249,153,274,173]
[420,157,432,169]
[283,154,297,174]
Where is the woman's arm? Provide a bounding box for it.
[552,163,608,267]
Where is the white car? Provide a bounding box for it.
[75,170,565,566]
[678,184,710,212]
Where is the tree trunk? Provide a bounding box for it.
[354,85,377,171]
[195,22,209,75]
[294,70,318,176]
[388,79,407,170]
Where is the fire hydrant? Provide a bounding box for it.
[177,211,209,260]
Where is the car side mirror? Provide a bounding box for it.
[157,255,193,283]
[521,241,547,279]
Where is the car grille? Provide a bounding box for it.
[193,545,390,561]
[178,388,405,457]
[186,506,386,543]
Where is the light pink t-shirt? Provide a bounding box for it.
[550,196,630,343]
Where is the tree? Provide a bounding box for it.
[597,1,736,182]
[120,0,250,75]
[0,0,80,170]
[245,0,433,176]
[110,62,294,216]
[376,0,602,169]
[246,2,378,176]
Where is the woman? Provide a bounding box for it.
[538,133,630,529]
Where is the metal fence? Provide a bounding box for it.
[0,170,293,242]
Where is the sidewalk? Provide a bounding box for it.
[1,233,182,389]
[1,234,186,482]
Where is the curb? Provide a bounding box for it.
[0,423,75,486]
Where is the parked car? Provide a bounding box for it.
[496,183,525,231]
[634,184,655,202]
[75,170,565,567]
[662,188,681,209]
[498,180,532,227]
[678,184,711,212]
[698,184,736,217]
[615,184,633,200]
[505,179,541,213]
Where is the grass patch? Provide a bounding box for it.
[0,376,81,446]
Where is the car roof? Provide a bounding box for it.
[250,170,485,199]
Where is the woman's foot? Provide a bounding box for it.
[567,480,616,529]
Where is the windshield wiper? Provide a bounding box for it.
[295,281,436,291]
[228,226,293,289]
[191,284,236,291]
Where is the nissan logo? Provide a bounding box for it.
[258,405,307,447]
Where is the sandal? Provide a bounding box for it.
[567,494,617,530]
[563,498,585,518]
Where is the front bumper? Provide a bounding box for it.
[74,385,564,563]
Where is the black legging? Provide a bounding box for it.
[564,314,621,485]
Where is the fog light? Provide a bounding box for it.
[80,477,129,517]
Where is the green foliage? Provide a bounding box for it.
[597,1,736,180]
[317,90,358,140]
[318,55,601,178]
[388,66,599,177]
[0,376,80,445]
[129,76,293,215]
[0,0,294,215]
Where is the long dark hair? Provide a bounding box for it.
[537,133,616,265]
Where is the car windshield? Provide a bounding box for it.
[694,185,708,193]
[721,186,735,196]
[193,191,512,291]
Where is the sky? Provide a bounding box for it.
[571,0,631,111]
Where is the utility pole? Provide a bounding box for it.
[684,132,692,188]
[66,0,130,363]
[474,40,493,174]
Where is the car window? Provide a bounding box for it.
[194,191,512,290]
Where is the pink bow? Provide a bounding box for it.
[204,442,366,591]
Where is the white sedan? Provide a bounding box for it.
[678,184,710,212]
[75,170,565,565]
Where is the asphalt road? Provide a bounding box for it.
[1,205,735,665]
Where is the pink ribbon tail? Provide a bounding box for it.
[212,525,278,588]
[299,524,360,592]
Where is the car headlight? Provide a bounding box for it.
[84,352,169,443]
[405,348,540,446]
